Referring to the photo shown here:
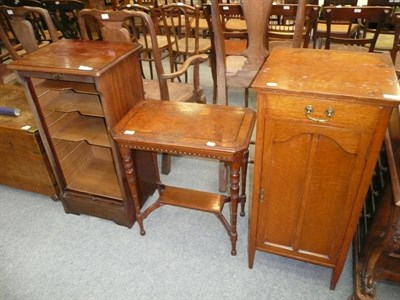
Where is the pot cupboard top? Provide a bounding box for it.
[252,48,400,105]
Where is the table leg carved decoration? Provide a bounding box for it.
[360,189,400,297]
[120,146,146,236]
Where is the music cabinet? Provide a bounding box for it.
[8,40,158,227]
[249,48,400,289]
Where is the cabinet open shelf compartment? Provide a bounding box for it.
[54,139,122,200]
[43,90,103,117]
[47,111,110,147]
[34,79,98,96]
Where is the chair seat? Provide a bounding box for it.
[173,38,211,54]
[365,31,394,51]
[316,22,358,36]
[328,44,370,52]
[225,19,247,31]
[143,79,200,102]
[190,18,209,30]
[138,34,171,49]
[159,15,186,27]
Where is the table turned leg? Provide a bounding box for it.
[229,158,242,256]
[240,150,249,217]
[119,146,146,236]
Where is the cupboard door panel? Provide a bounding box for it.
[257,119,369,262]
[257,120,311,250]
[297,134,366,259]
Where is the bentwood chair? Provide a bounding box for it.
[0,5,59,60]
[78,9,208,174]
[267,3,320,51]
[42,0,85,39]
[313,0,359,48]
[323,6,392,52]
[117,3,171,80]
[218,2,247,40]
[159,2,212,83]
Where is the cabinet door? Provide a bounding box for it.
[255,117,371,265]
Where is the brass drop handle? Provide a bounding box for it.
[52,73,63,80]
[304,105,335,123]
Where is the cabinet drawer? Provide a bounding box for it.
[263,94,382,130]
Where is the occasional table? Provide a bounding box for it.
[112,100,256,255]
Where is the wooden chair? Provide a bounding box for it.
[204,2,269,108]
[1,0,55,42]
[78,8,208,174]
[323,6,392,52]
[216,2,248,60]
[219,3,247,39]
[208,0,270,191]
[134,0,159,6]
[42,0,85,39]
[313,0,359,48]
[159,2,212,83]
[0,5,59,60]
[267,3,320,51]
[117,3,170,80]
[390,12,400,73]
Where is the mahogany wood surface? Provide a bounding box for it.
[249,48,399,290]
[8,39,158,227]
[112,100,256,255]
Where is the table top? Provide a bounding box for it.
[8,39,142,77]
[112,100,256,160]
[252,48,400,104]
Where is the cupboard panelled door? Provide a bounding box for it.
[255,95,377,266]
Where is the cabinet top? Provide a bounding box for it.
[8,39,142,77]
[252,48,400,104]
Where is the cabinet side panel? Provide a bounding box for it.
[95,52,144,130]
[256,120,312,249]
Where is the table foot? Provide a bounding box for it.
[231,249,237,256]
[140,229,146,236]
[240,211,245,217]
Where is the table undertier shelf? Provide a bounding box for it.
[158,186,226,214]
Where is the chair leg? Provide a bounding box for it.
[244,88,249,107]
[161,153,171,175]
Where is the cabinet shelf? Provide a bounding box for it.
[35,79,98,96]
[48,111,110,147]
[44,90,103,117]
[159,185,226,214]
[57,140,122,200]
